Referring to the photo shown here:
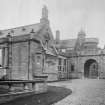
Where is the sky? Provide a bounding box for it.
[0,0,105,48]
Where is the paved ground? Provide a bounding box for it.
[49,79,105,105]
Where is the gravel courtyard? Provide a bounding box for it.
[49,79,105,105]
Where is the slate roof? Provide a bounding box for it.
[0,23,43,38]
[57,37,99,49]
[85,38,99,43]
[58,39,77,48]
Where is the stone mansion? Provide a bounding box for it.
[0,6,105,81]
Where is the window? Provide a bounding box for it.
[71,64,74,72]
[0,49,4,67]
[59,58,62,65]
[36,55,41,65]
[64,59,66,65]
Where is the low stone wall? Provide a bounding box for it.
[0,91,35,104]
[0,79,48,104]
[0,82,47,104]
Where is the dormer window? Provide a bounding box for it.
[22,27,26,31]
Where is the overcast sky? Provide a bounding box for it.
[0,0,105,48]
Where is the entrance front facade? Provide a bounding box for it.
[84,59,98,78]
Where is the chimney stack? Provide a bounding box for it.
[56,30,60,43]
[40,5,49,25]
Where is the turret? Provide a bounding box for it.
[75,29,86,51]
[77,29,86,45]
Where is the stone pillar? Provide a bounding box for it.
[81,60,84,79]
[23,83,29,90]
[67,59,70,79]
[100,56,104,78]
[4,47,8,68]
[62,59,64,79]
[28,40,31,80]
[0,47,4,63]
[66,59,67,79]
[6,34,12,79]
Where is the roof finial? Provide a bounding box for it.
[42,5,48,19]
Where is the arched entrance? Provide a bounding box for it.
[84,59,98,78]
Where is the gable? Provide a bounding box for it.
[35,25,57,55]
[0,22,57,55]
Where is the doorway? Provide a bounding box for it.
[84,59,98,78]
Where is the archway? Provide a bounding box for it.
[84,59,98,78]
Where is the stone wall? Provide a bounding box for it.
[11,42,29,80]
[70,55,105,79]
[30,41,43,76]
[44,56,58,81]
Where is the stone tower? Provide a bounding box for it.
[75,29,86,51]
[77,29,86,46]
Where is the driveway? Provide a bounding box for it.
[49,79,105,105]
